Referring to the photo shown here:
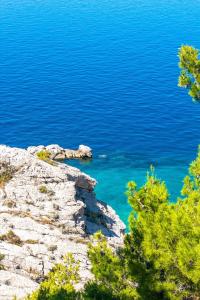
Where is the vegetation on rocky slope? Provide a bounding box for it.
[36,150,56,165]
[26,146,200,299]
[26,254,80,300]
[0,162,16,188]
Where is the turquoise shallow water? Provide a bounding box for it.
[68,155,189,226]
[1,0,200,225]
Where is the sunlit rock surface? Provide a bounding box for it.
[0,145,125,299]
[27,144,92,159]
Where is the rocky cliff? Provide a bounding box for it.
[0,145,125,300]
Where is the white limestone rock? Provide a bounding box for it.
[26,144,93,159]
[0,271,38,300]
[0,145,125,300]
[27,145,45,155]
[78,145,92,153]
[46,144,64,154]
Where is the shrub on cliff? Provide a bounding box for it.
[36,150,56,166]
[26,254,81,300]
[84,232,139,300]
[0,162,16,188]
[0,253,5,270]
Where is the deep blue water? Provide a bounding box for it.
[1,0,200,225]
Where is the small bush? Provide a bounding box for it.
[0,230,23,246]
[0,253,5,270]
[0,253,5,261]
[0,163,16,188]
[36,150,51,160]
[39,185,48,194]
[3,199,16,208]
[26,253,80,300]
[36,150,56,166]
[48,245,57,252]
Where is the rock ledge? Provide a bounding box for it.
[0,145,125,300]
[27,144,92,160]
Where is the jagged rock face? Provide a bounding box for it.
[0,146,125,300]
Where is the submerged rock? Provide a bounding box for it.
[27,144,92,160]
[0,145,125,299]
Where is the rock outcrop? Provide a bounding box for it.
[27,144,92,160]
[0,145,125,300]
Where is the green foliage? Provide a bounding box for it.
[85,231,139,300]
[125,169,200,299]
[0,253,5,270]
[0,162,16,188]
[39,185,48,193]
[0,253,5,261]
[26,253,81,300]
[0,230,23,246]
[36,150,56,166]
[178,45,200,101]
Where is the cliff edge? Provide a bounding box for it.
[0,145,125,300]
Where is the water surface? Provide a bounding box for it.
[1,0,200,225]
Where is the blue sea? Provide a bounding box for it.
[1,0,200,225]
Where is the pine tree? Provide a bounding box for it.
[178,45,200,101]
